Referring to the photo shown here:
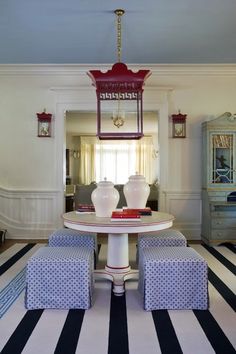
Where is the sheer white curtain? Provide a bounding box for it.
[95,140,137,184]
[79,136,154,184]
[79,136,96,184]
[135,136,154,183]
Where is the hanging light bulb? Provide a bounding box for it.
[111,93,125,128]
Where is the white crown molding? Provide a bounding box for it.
[0,64,236,76]
[150,64,236,76]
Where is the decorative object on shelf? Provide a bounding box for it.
[91,178,120,217]
[172,110,187,138]
[37,109,52,137]
[124,173,150,209]
[87,9,151,140]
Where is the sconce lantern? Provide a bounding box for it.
[37,109,52,137]
[87,9,151,140]
[172,110,187,138]
[72,150,80,159]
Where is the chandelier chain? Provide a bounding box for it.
[117,15,122,62]
[115,9,125,62]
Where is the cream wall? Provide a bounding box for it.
[0,64,235,239]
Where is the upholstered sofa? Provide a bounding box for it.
[74,182,158,210]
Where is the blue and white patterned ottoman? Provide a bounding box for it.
[138,246,208,311]
[137,229,187,264]
[48,228,98,263]
[48,228,97,251]
[25,246,94,310]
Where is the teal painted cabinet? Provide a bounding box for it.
[201,112,236,245]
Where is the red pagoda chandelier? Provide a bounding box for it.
[88,9,151,140]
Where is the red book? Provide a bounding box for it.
[112,210,140,218]
[123,207,152,215]
[76,204,95,213]
[111,210,141,221]
[78,204,95,210]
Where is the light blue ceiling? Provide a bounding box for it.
[0,0,236,64]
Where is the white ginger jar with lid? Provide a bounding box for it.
[91,178,120,217]
[124,173,150,209]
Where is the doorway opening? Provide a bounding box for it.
[64,111,159,212]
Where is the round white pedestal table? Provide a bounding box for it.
[62,211,174,296]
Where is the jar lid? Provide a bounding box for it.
[129,173,146,181]
[97,178,114,188]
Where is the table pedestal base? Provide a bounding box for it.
[94,268,139,295]
[94,232,139,295]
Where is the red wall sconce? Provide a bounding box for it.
[37,109,52,137]
[172,110,187,138]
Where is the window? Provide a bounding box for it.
[95,141,137,184]
[79,136,155,184]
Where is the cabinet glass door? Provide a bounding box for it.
[211,133,234,184]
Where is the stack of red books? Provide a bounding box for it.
[76,204,95,213]
[111,210,141,221]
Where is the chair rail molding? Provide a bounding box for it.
[0,186,62,239]
[162,190,202,240]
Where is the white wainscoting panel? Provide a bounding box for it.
[162,190,202,240]
[0,187,63,239]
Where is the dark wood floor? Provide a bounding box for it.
[0,234,202,253]
[0,233,140,253]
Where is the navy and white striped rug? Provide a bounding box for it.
[0,242,235,354]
